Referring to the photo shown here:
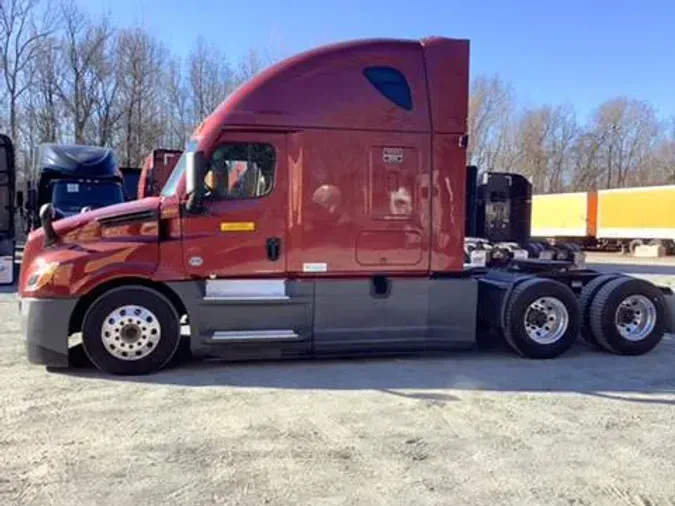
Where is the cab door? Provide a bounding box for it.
[181,132,287,278]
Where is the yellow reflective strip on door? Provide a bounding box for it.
[220,222,256,232]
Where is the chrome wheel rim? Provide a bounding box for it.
[524,297,569,345]
[101,305,161,361]
[614,295,657,342]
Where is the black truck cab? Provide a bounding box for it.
[25,144,125,227]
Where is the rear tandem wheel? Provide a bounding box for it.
[578,273,625,348]
[502,277,581,359]
[588,276,667,356]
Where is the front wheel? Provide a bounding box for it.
[82,286,181,375]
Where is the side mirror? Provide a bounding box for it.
[185,150,206,213]
[39,203,58,247]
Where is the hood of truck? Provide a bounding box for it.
[24,197,160,243]
[20,197,166,298]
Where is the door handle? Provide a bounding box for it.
[266,237,281,261]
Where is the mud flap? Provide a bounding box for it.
[659,287,675,334]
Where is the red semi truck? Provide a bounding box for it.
[18,37,675,376]
[137,148,182,199]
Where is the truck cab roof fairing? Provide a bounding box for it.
[421,37,470,134]
[195,37,471,151]
[36,144,120,179]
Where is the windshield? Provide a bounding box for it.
[160,140,198,197]
[51,180,125,214]
[160,152,186,197]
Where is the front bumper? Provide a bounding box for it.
[19,296,78,367]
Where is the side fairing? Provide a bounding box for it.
[422,38,470,272]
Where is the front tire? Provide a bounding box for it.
[502,278,581,359]
[82,285,181,375]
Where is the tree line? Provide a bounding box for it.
[0,0,268,183]
[468,75,675,193]
[2,0,674,193]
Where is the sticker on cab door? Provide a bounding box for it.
[383,147,404,164]
[303,262,327,272]
[220,222,256,232]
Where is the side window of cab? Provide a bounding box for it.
[204,142,276,199]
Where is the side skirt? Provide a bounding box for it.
[167,276,479,362]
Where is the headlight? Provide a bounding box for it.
[25,261,60,292]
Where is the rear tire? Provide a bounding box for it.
[502,278,581,359]
[578,274,624,347]
[82,285,181,375]
[589,277,667,355]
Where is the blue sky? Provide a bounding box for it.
[81,0,675,121]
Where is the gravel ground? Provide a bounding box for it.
[586,252,675,289]
[2,276,675,506]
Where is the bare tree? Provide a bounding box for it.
[516,107,552,191]
[116,27,167,166]
[657,118,675,183]
[29,34,61,143]
[188,37,235,123]
[0,0,57,142]
[236,47,264,84]
[165,56,190,147]
[584,97,661,189]
[515,104,577,193]
[546,105,577,192]
[56,0,114,144]
[466,76,674,193]
[468,74,518,171]
[91,31,122,146]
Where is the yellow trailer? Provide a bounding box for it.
[597,185,675,242]
[530,192,597,239]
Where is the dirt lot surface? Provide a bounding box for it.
[2,276,675,506]
[586,251,675,266]
[586,252,675,288]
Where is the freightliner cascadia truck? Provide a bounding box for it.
[18,37,675,376]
